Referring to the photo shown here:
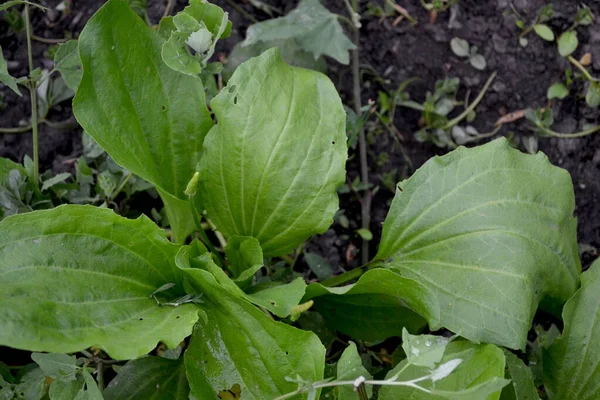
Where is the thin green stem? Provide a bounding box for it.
[385,0,418,25]
[519,25,534,39]
[190,200,226,268]
[443,72,497,130]
[108,172,133,202]
[345,0,371,265]
[24,4,39,186]
[538,124,600,139]
[31,34,67,44]
[568,55,597,82]
[319,261,380,287]
[96,362,105,392]
[0,125,33,134]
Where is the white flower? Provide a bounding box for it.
[186,28,213,54]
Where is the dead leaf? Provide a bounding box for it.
[580,52,592,66]
[495,109,526,125]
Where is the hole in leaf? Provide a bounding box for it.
[217,383,241,399]
[228,85,237,93]
[332,141,336,144]
[285,351,289,355]
[139,317,143,321]
[161,105,167,112]
[269,300,276,305]
[233,96,238,105]
[176,315,180,319]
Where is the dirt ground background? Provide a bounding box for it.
[1,0,599,272]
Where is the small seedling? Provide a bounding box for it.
[525,107,600,138]
[450,37,486,70]
[396,74,498,148]
[514,4,554,47]
[538,4,598,108]
[419,0,458,13]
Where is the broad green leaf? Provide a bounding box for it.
[127,0,147,20]
[49,379,83,400]
[224,39,327,80]
[54,40,82,91]
[73,0,213,242]
[246,278,307,318]
[225,236,263,280]
[0,205,200,359]
[178,242,304,318]
[0,157,25,186]
[544,259,600,400]
[304,252,333,280]
[469,54,487,70]
[375,138,580,349]
[15,367,48,400]
[402,328,451,368]
[41,172,71,191]
[243,0,355,64]
[182,266,325,399]
[547,83,569,100]
[500,350,539,400]
[585,83,600,108]
[161,0,231,76]
[157,188,197,244]
[379,341,509,400]
[80,369,103,400]
[450,37,470,57]
[533,24,555,41]
[31,353,77,377]
[557,31,578,57]
[0,46,21,96]
[196,47,347,256]
[104,356,189,400]
[337,342,372,400]
[303,269,429,341]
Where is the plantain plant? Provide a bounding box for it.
[0,1,598,399]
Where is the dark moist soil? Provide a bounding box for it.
[1,0,599,272]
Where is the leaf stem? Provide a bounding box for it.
[31,34,68,44]
[568,55,597,82]
[345,0,371,265]
[108,171,133,202]
[385,0,418,25]
[162,0,175,18]
[24,3,39,186]
[319,260,380,287]
[0,125,33,134]
[537,124,600,138]
[443,71,497,130]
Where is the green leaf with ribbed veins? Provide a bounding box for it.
[182,266,325,399]
[379,341,509,400]
[104,356,189,400]
[0,205,200,360]
[243,0,355,64]
[0,46,21,96]
[303,269,429,341]
[196,47,347,256]
[501,350,539,400]
[246,278,306,318]
[544,259,600,400]
[375,138,580,350]
[73,0,213,242]
[337,342,372,400]
[54,40,82,92]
